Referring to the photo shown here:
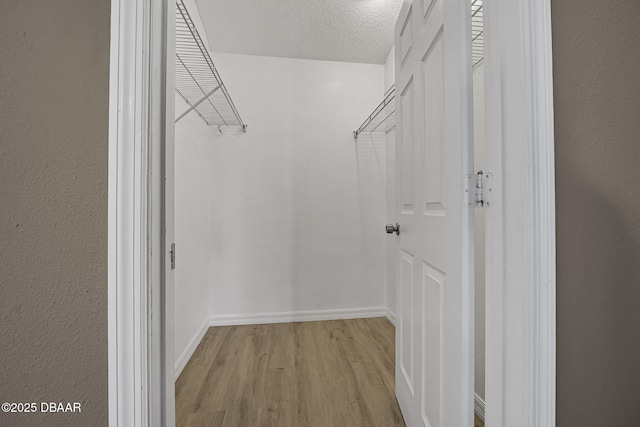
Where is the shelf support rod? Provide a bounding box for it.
[175,85,220,123]
[353,87,395,140]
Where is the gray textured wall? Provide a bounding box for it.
[0,0,110,425]
[552,0,640,425]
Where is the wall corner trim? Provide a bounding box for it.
[174,319,210,381]
[474,393,486,421]
[385,309,397,326]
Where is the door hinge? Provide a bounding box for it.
[465,171,493,207]
[170,243,176,270]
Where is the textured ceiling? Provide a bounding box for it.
[195,0,404,64]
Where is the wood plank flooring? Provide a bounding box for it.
[176,317,484,427]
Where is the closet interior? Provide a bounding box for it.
[171,0,487,425]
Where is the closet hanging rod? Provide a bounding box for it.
[353,86,395,140]
[175,0,247,131]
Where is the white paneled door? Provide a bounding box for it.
[393,0,473,426]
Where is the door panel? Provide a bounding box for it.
[394,0,473,426]
[401,79,415,213]
[421,261,444,427]
[400,250,416,394]
[422,35,445,216]
[400,6,414,64]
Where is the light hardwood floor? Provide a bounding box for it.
[176,317,484,427]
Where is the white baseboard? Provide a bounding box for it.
[207,306,388,327]
[385,308,396,326]
[474,393,485,421]
[175,307,388,380]
[174,318,209,381]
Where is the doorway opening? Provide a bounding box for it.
[171,0,405,424]
[106,0,557,424]
[101,2,546,424]
[169,0,489,425]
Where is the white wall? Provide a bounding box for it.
[173,0,222,372]
[174,94,221,369]
[473,62,486,402]
[185,53,387,319]
[173,0,388,373]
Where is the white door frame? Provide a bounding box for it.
[107,0,174,425]
[106,0,555,425]
[484,0,555,425]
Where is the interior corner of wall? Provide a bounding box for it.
[384,46,396,93]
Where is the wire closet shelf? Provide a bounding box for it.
[175,0,247,131]
[353,0,484,140]
[471,0,484,67]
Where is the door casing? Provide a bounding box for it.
[107,0,174,425]
[483,0,556,425]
